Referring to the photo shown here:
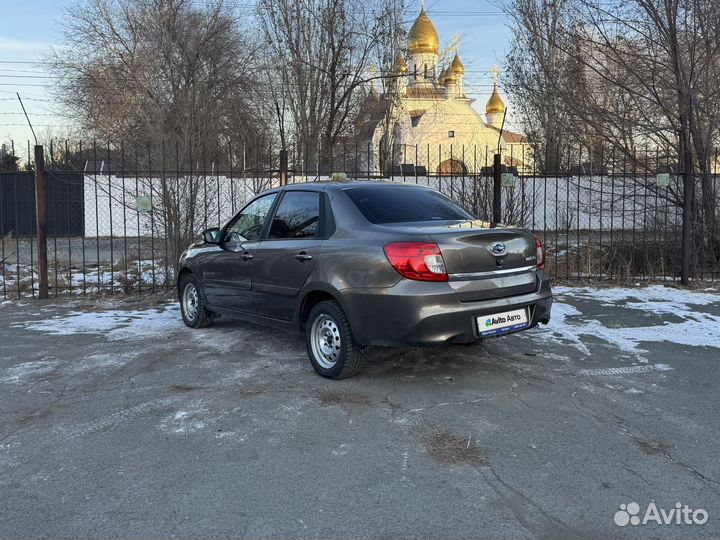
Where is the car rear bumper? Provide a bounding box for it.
[340,271,552,347]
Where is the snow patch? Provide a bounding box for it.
[214,430,247,442]
[578,363,672,376]
[161,409,208,434]
[19,303,182,340]
[0,360,58,384]
[53,397,183,439]
[65,352,139,374]
[553,285,719,307]
[535,286,720,358]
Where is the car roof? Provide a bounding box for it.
[279,180,435,192]
[254,181,439,201]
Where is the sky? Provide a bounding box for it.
[0,0,515,152]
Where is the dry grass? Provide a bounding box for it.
[317,390,372,407]
[420,427,488,468]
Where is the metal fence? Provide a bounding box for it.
[0,140,718,300]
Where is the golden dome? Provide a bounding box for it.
[450,53,464,76]
[486,83,506,114]
[441,65,457,85]
[394,53,408,74]
[438,66,447,84]
[408,8,440,56]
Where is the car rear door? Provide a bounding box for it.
[251,190,323,321]
[201,193,277,311]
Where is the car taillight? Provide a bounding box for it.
[535,237,545,270]
[383,242,448,282]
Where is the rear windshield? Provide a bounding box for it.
[344,186,474,224]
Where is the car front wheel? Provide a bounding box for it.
[179,274,214,329]
[306,300,363,379]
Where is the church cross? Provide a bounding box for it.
[451,34,461,53]
[491,65,501,85]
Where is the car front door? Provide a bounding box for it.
[201,193,277,312]
[252,191,324,321]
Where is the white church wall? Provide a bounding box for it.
[397,100,502,174]
[407,52,439,81]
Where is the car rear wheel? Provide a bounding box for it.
[179,274,214,329]
[306,300,362,379]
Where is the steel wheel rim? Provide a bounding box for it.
[183,283,199,321]
[310,314,341,369]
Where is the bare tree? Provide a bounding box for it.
[504,0,720,282]
[49,0,273,262]
[503,0,581,173]
[50,0,266,153]
[258,0,405,173]
[0,143,19,171]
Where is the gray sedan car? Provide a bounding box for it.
[177,182,552,379]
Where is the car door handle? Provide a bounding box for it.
[294,252,313,261]
[242,252,253,261]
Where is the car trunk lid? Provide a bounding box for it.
[428,227,537,277]
[426,222,538,300]
[378,220,539,298]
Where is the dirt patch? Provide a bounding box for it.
[420,427,488,468]
[15,402,68,425]
[169,384,198,392]
[236,388,266,398]
[636,439,672,457]
[316,391,372,407]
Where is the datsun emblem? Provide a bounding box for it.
[489,242,507,256]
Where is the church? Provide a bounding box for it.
[356,5,528,176]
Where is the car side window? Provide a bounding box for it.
[223,194,277,247]
[268,192,320,239]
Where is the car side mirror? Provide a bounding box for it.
[202,227,221,244]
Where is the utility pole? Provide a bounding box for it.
[492,109,508,225]
[34,144,48,299]
[17,93,48,298]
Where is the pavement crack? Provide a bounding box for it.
[665,456,720,492]
[483,467,589,540]
[405,395,495,414]
[620,428,720,495]
[619,464,652,486]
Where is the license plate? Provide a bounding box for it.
[478,308,529,336]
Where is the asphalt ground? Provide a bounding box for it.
[1,286,719,539]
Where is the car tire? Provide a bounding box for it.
[306,300,363,379]
[179,274,214,329]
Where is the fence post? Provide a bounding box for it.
[34,144,48,299]
[492,153,502,223]
[680,136,694,285]
[279,149,288,186]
